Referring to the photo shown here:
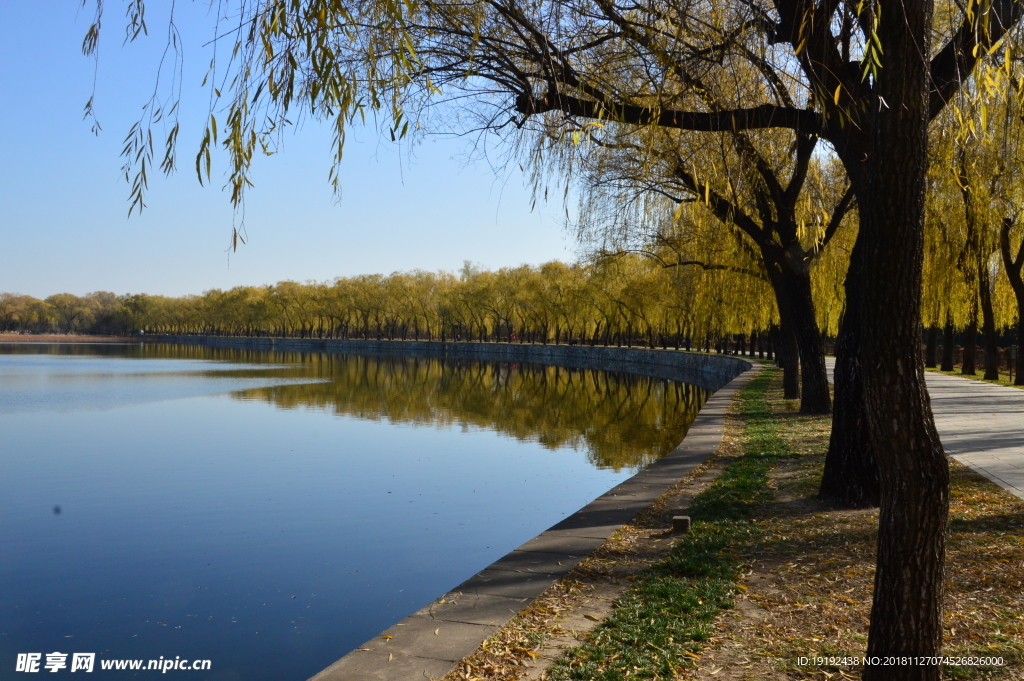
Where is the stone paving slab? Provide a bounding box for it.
[486,549,585,574]
[453,567,563,599]
[513,531,608,555]
[348,615,502,660]
[416,592,534,626]
[309,650,454,681]
[547,506,648,533]
[307,362,759,681]
[923,372,1024,499]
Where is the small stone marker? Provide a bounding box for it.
[672,516,691,534]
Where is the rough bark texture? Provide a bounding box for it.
[784,268,832,414]
[851,0,949,673]
[779,321,800,400]
[766,259,828,410]
[820,247,880,508]
[925,326,938,368]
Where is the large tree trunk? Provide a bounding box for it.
[979,263,1000,380]
[820,244,880,508]
[850,0,949,672]
[781,265,832,414]
[778,320,800,399]
[766,261,811,403]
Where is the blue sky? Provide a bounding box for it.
[0,3,575,299]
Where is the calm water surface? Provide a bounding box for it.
[0,343,708,680]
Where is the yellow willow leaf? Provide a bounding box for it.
[833,84,842,105]
[674,202,686,223]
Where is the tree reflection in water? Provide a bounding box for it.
[225,352,710,472]
[1,342,711,471]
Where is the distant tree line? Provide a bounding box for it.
[0,291,130,335]
[1,256,786,347]
[6,243,1024,360]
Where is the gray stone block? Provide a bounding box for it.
[352,615,500,662]
[514,531,606,555]
[307,650,455,681]
[486,549,584,575]
[414,591,529,626]
[547,507,642,533]
[452,567,561,599]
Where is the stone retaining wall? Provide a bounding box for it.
[146,336,752,392]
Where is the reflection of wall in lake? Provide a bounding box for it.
[143,338,752,471]
[228,355,710,471]
[148,337,750,392]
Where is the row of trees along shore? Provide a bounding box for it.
[69,0,1024,673]
[6,254,1021,368]
[1,257,786,346]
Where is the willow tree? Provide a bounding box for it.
[953,60,1024,383]
[562,116,852,410]
[926,104,1004,381]
[87,0,1024,672]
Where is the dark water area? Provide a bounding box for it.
[0,343,709,680]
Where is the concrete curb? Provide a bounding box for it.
[306,363,763,681]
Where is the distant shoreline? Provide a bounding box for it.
[0,334,138,343]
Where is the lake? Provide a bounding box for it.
[0,343,709,680]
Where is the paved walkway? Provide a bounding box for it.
[825,359,1024,500]
[926,372,1024,500]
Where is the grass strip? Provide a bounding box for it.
[926,366,1024,389]
[547,369,792,680]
